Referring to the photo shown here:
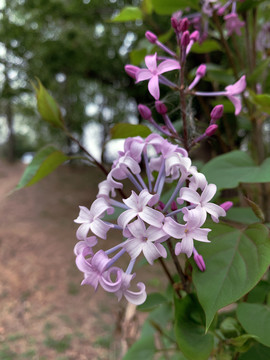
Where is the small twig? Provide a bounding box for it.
[167,239,189,292]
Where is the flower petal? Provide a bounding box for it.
[145,53,157,72]
[117,209,137,228]
[157,59,180,74]
[124,282,147,305]
[136,69,152,82]
[148,75,160,100]
[163,217,185,239]
[139,206,164,227]
[201,184,216,204]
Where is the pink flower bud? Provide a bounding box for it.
[210,105,224,121]
[155,100,167,114]
[194,253,206,272]
[179,18,189,32]
[181,31,190,47]
[138,104,152,120]
[190,30,199,42]
[171,201,177,211]
[196,64,207,77]
[205,124,218,136]
[158,201,165,210]
[145,31,157,44]
[220,201,233,212]
[171,17,178,30]
[217,6,226,16]
[125,65,140,80]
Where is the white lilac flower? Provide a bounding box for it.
[74,134,227,304]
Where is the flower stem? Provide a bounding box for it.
[167,239,188,292]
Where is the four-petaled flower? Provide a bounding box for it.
[163,208,211,257]
[224,13,245,37]
[136,52,180,100]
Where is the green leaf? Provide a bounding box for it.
[202,151,270,190]
[190,40,222,54]
[244,197,265,222]
[193,223,270,329]
[33,79,64,129]
[152,0,199,14]
[141,0,153,15]
[249,92,270,115]
[122,335,156,360]
[110,123,151,139]
[111,7,142,22]
[237,303,270,347]
[230,334,258,349]
[138,292,168,312]
[15,145,69,190]
[225,207,260,224]
[239,343,270,360]
[130,48,147,65]
[247,281,270,304]
[174,294,214,360]
[220,317,242,338]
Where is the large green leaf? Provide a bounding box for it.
[15,145,69,190]
[239,343,270,360]
[174,295,214,360]
[237,303,270,347]
[152,0,199,14]
[201,151,270,190]
[225,207,260,224]
[110,123,151,139]
[33,79,64,129]
[193,223,270,329]
[111,7,142,22]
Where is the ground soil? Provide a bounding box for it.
[0,161,164,360]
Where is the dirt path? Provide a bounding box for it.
[0,161,142,360]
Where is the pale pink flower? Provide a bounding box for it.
[74,198,114,240]
[136,53,180,100]
[117,189,163,229]
[225,75,246,115]
[224,13,245,37]
[123,219,168,264]
[115,272,147,305]
[179,183,226,222]
[163,208,211,257]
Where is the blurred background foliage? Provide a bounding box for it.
[1,0,270,164]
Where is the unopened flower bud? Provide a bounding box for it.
[211,105,224,121]
[179,18,189,32]
[220,201,233,212]
[194,253,206,272]
[217,6,226,16]
[171,17,178,30]
[196,64,207,77]
[171,201,177,211]
[138,104,152,120]
[205,124,218,136]
[145,31,157,44]
[158,201,165,210]
[190,30,199,42]
[181,31,190,47]
[125,65,140,79]
[155,100,167,115]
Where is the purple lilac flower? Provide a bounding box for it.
[136,52,180,100]
[195,75,246,115]
[74,134,226,304]
[224,13,245,36]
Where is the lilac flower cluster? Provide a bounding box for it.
[74,134,229,305]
